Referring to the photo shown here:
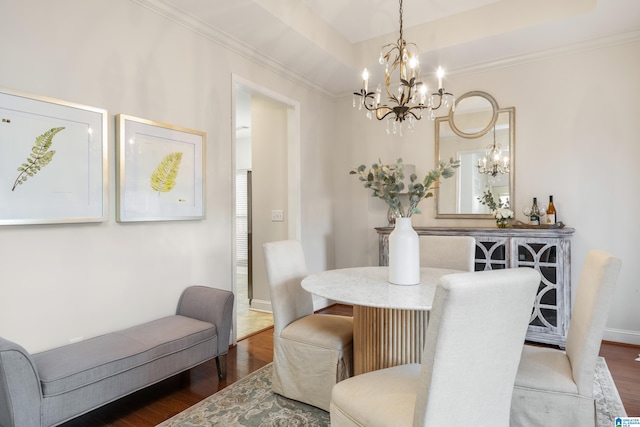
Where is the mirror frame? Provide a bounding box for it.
[435,91,516,219]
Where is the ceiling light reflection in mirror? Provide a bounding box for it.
[435,91,515,219]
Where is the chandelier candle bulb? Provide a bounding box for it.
[362,68,369,92]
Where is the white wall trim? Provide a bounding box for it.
[248,299,272,313]
[449,29,640,78]
[131,0,333,98]
[232,74,302,243]
[603,327,640,346]
[230,74,301,344]
[251,297,348,314]
[311,295,333,312]
[134,0,640,100]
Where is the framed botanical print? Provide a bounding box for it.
[0,88,107,225]
[116,114,205,222]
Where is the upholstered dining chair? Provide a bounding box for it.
[262,240,354,411]
[419,235,476,272]
[330,267,540,427]
[510,250,622,426]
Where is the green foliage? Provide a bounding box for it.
[350,157,460,218]
[11,127,64,191]
[150,152,183,193]
[477,190,509,211]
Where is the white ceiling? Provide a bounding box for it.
[147,0,640,95]
[302,0,504,43]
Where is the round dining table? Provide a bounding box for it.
[301,266,461,375]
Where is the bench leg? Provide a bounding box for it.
[215,354,227,381]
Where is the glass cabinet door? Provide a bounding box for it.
[510,237,570,346]
[474,237,508,271]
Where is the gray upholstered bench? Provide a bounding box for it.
[0,285,234,427]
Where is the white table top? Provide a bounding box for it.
[301,266,461,310]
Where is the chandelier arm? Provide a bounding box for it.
[406,109,423,121]
[375,108,397,121]
[361,99,380,112]
[430,91,446,111]
[357,95,395,120]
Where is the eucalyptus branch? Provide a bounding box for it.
[350,157,460,218]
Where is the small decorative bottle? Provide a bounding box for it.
[529,197,540,226]
[546,195,557,225]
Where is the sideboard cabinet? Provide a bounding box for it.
[375,226,575,347]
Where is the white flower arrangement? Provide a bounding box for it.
[494,207,514,220]
[478,190,513,227]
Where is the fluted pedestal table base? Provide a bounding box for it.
[300,267,460,376]
[353,305,428,375]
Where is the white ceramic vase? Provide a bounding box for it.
[388,217,420,285]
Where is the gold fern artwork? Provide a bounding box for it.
[12,126,65,191]
[150,152,183,193]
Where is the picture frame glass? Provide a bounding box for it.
[0,89,107,225]
[117,115,205,222]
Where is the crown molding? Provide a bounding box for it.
[448,29,640,77]
[131,0,640,100]
[130,0,336,98]
[335,29,640,98]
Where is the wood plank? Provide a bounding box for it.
[600,341,640,416]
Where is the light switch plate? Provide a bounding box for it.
[271,210,284,222]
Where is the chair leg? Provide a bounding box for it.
[215,354,227,381]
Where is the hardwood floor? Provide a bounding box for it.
[599,341,640,416]
[62,304,639,425]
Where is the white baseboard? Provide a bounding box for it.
[312,295,333,311]
[603,327,640,345]
[249,296,334,313]
[249,298,272,313]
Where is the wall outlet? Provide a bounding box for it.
[69,336,84,344]
[271,210,284,222]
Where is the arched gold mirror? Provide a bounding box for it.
[435,91,515,218]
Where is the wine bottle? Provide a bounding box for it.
[546,195,557,225]
[529,197,540,225]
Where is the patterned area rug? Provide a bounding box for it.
[158,358,625,427]
[595,357,627,424]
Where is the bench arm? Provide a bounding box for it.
[176,286,234,357]
[0,336,43,427]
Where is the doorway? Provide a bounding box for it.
[232,76,301,343]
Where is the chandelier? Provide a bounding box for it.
[353,0,455,135]
[477,126,509,176]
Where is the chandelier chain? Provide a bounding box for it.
[398,0,404,46]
